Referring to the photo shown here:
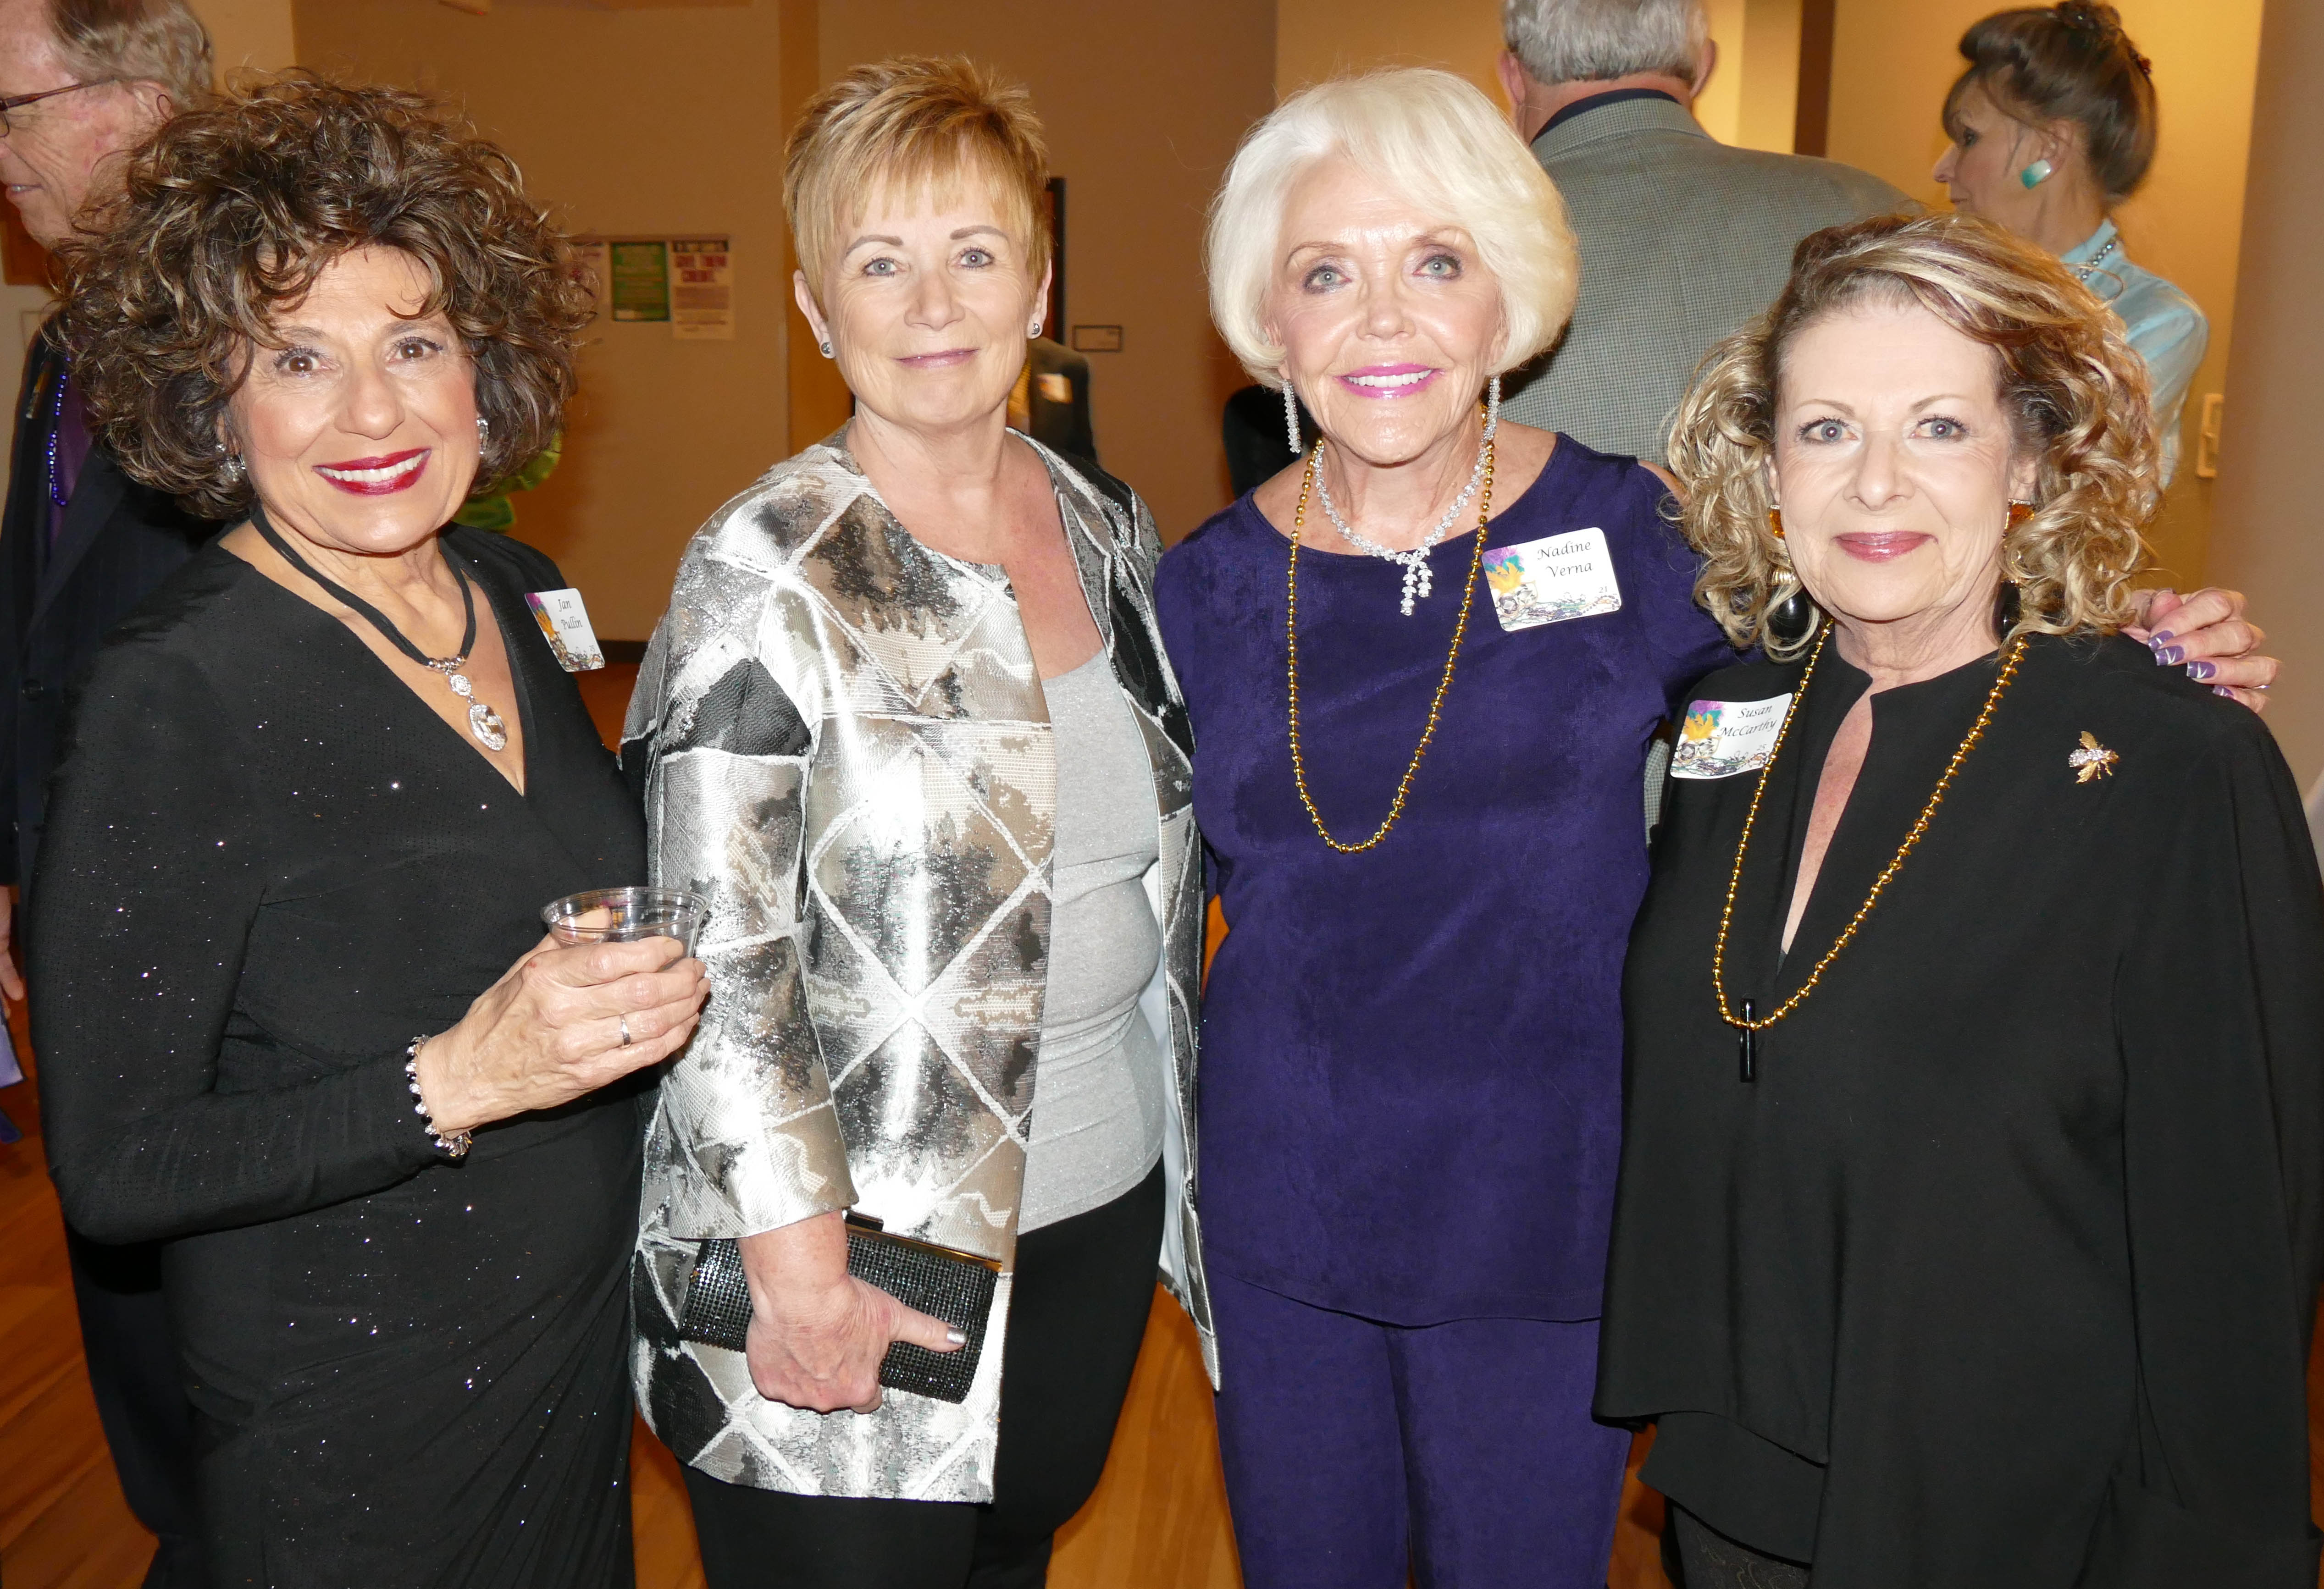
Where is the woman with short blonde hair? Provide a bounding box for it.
[626,55,1210,1588]
[1598,211,2322,1584]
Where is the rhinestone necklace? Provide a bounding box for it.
[45,356,69,510]
[1311,418,1497,616]
[1711,624,2026,1080]
[251,502,510,752]
[1286,437,1493,853]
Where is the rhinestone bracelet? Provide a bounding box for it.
[404,1035,473,1159]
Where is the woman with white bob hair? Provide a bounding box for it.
[1153,67,2266,1589]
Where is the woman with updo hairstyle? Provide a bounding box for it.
[33,76,707,1583]
[1933,2,2207,482]
[1596,211,2324,1587]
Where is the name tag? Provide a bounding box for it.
[526,588,605,673]
[1482,528,1622,631]
[1670,695,1793,779]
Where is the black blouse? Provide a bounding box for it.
[1597,632,2324,1589]
[32,530,647,1588]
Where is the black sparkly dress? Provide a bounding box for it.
[31,530,647,1588]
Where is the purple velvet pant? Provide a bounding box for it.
[1210,1274,1632,1589]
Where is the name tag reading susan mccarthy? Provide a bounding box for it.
[1482,528,1622,632]
[1670,695,1792,779]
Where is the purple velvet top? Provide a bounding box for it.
[1153,438,1734,1324]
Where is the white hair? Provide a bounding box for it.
[1206,68,1578,388]
[1502,0,1707,88]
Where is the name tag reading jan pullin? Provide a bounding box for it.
[526,588,606,673]
[1482,527,1623,632]
[1670,695,1793,780]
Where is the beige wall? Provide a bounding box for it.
[1274,0,1501,101]
[2204,0,2324,789]
[1823,0,2265,588]
[190,0,296,77]
[293,0,791,641]
[1695,0,1801,154]
[817,0,1275,545]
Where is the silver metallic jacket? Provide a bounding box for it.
[623,431,1214,1502]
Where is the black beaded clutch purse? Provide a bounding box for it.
[678,1214,1000,1405]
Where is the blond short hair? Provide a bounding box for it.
[1206,68,1577,386]
[1671,211,2158,658]
[52,0,212,111]
[785,56,1049,305]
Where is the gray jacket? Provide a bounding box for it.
[623,430,1213,1502]
[1502,96,1909,461]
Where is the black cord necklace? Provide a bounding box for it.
[250,501,509,751]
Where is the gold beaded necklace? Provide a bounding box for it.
[1286,437,1494,853]
[1712,623,2028,1079]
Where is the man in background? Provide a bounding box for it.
[1498,0,1907,460]
[0,2,216,1583]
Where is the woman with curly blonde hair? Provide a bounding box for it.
[31,77,707,1584]
[1596,211,2324,1586]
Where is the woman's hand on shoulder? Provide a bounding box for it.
[2124,587,2278,712]
[413,934,709,1135]
[737,1211,964,1415]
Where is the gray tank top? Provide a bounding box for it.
[1019,651,1167,1232]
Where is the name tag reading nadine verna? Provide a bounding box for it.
[1670,695,1793,780]
[1482,527,1622,632]
[525,588,606,673]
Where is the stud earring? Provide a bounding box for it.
[1029,319,1043,339]
[2007,499,2036,529]
[2019,159,2053,189]
[1769,508,1785,540]
[1282,379,1303,457]
[819,340,834,359]
[1483,373,1502,438]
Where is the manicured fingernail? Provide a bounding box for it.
[946,1328,967,1346]
[2186,660,2214,681]
[2214,685,2235,698]
[2150,629,2176,646]
[2157,645,2184,665]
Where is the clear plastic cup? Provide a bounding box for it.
[541,887,709,956]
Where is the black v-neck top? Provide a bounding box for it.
[1598,632,2324,1588]
[31,529,647,1587]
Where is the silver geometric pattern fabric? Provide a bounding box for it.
[623,430,1214,1502]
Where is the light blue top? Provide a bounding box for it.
[2065,219,2208,485]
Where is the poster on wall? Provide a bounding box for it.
[670,238,734,340]
[609,239,671,322]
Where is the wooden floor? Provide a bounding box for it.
[1,662,2310,1586]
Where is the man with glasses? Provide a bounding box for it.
[0,3,214,1585]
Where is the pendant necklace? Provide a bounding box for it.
[251,502,510,752]
[1711,624,2025,1081]
[1311,410,1498,616]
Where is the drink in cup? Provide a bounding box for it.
[541,887,709,958]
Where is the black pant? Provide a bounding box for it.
[1663,1504,1812,1589]
[684,1163,1167,1589]
[66,1227,206,1588]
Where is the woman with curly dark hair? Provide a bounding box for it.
[29,77,707,1585]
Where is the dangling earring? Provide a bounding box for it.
[1769,508,1786,540]
[819,340,834,359]
[1282,379,1304,457]
[1766,585,1818,646]
[476,414,491,447]
[2007,499,2035,530]
[1483,373,1502,439]
[221,452,246,485]
[2019,158,2053,189]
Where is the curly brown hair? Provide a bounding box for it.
[54,74,595,521]
[1669,211,2158,659]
